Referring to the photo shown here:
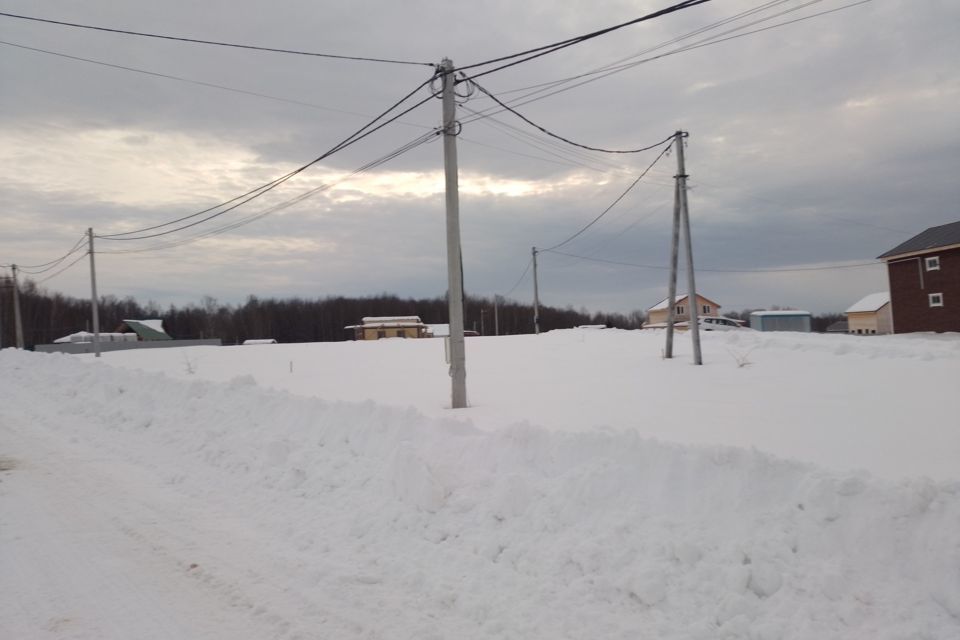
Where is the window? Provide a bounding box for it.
[702,305,711,314]
[377,330,387,339]
[925,256,940,271]
[929,293,944,308]
[396,329,406,338]
[676,305,685,315]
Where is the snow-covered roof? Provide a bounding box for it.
[846,292,890,314]
[242,339,277,345]
[750,310,811,317]
[648,293,720,311]
[54,331,92,343]
[361,316,422,324]
[53,331,131,343]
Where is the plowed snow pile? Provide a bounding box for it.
[1,330,959,639]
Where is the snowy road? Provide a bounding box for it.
[0,419,341,640]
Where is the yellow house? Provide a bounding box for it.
[346,316,429,340]
[645,293,721,326]
[845,293,892,335]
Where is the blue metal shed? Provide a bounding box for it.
[749,310,812,332]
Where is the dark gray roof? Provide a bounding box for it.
[878,220,960,259]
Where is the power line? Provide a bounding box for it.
[502,258,533,299]
[542,249,882,273]
[466,77,675,155]
[96,73,439,241]
[0,40,434,128]
[96,130,441,255]
[541,142,674,253]
[494,0,804,99]
[32,249,90,284]
[4,234,88,275]
[0,11,433,66]
[460,108,632,175]
[465,0,871,122]
[458,0,714,80]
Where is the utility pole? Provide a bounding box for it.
[675,131,702,365]
[440,58,467,408]
[480,308,485,336]
[532,246,540,334]
[494,295,500,336]
[665,175,682,358]
[88,228,101,358]
[11,264,24,349]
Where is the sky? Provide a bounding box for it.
[1,0,958,316]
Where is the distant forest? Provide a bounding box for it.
[0,277,646,348]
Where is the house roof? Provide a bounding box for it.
[877,220,960,259]
[648,293,721,311]
[845,292,890,313]
[120,319,171,340]
[361,316,422,323]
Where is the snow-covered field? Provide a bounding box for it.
[2,329,959,639]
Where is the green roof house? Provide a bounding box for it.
[116,319,172,341]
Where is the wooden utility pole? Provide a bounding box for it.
[532,247,540,334]
[11,264,24,349]
[88,228,101,358]
[440,58,467,408]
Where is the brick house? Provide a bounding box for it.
[877,220,960,333]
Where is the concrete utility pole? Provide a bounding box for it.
[440,58,467,408]
[88,228,101,358]
[665,176,682,358]
[11,264,24,349]
[675,131,702,365]
[532,246,540,334]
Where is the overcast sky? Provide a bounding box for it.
[1,0,958,316]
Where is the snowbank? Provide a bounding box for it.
[87,328,960,480]
[2,347,958,638]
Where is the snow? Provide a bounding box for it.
[2,329,959,639]
[846,292,891,313]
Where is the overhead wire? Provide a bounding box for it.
[464,0,871,122]
[466,76,675,155]
[540,141,674,253]
[457,0,714,81]
[0,40,433,130]
[96,129,442,255]
[32,250,90,284]
[96,73,439,241]
[495,0,802,98]
[0,11,433,66]
[541,249,882,273]
[6,234,88,275]
[502,258,534,299]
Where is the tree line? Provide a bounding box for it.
[0,277,645,348]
